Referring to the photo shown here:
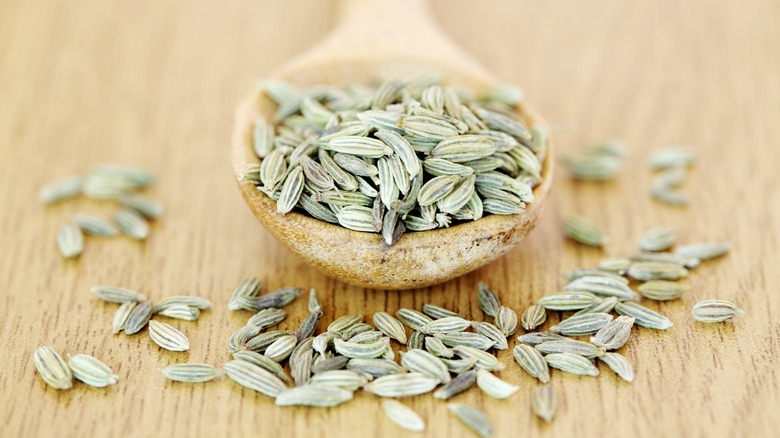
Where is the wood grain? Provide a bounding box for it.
[1,0,778,437]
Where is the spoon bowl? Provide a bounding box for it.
[231,0,553,290]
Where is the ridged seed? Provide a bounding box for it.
[512,344,550,383]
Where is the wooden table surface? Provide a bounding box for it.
[1,0,778,437]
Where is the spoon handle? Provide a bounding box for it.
[326,0,448,58]
[335,0,433,34]
[274,0,494,85]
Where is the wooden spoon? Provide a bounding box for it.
[231,0,553,290]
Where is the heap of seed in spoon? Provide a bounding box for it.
[242,76,546,246]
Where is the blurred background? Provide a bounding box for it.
[1,1,777,437]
